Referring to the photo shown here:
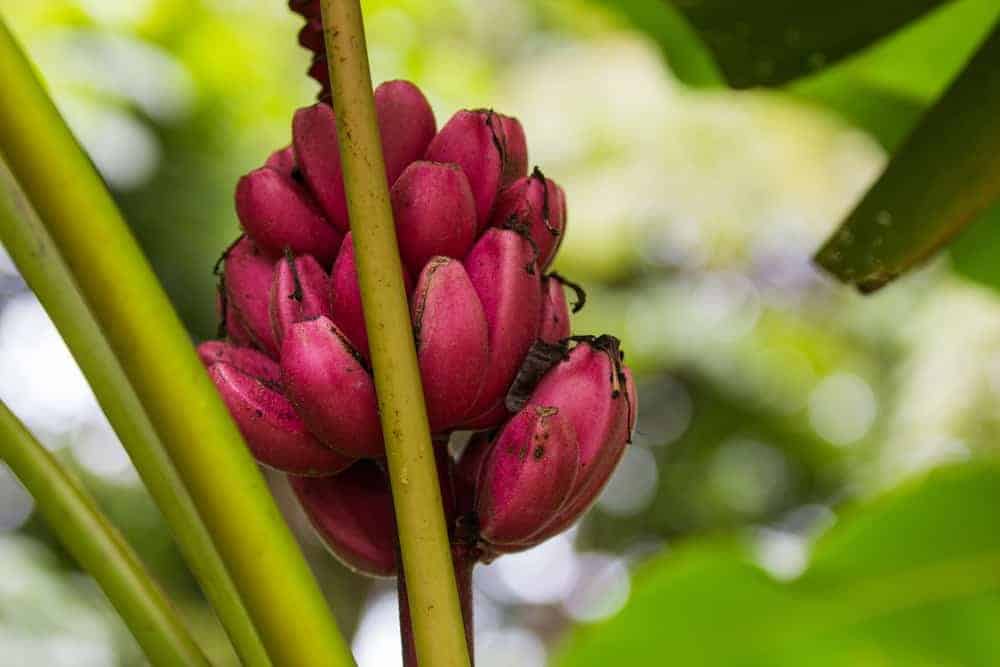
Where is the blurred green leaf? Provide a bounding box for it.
[791,0,1000,148]
[556,462,1000,666]
[814,23,1000,293]
[949,203,1000,292]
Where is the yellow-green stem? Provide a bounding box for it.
[319,2,472,665]
[0,18,353,667]
[0,156,269,667]
[0,400,210,667]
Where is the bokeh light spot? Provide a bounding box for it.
[808,372,877,446]
[563,553,631,622]
[596,445,658,517]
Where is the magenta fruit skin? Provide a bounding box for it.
[207,362,353,476]
[293,82,436,230]
[265,146,297,177]
[210,59,631,567]
[525,342,634,542]
[460,229,542,429]
[489,171,566,271]
[328,234,367,358]
[539,276,572,343]
[329,232,413,361]
[412,258,489,433]
[375,80,438,187]
[498,114,528,186]
[280,316,384,459]
[425,110,507,232]
[223,237,280,357]
[476,405,579,546]
[391,161,477,278]
[293,103,349,232]
[217,291,254,347]
[235,167,342,265]
[269,253,332,345]
[290,461,398,577]
[290,449,456,578]
[198,340,281,386]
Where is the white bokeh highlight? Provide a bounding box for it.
[808,372,877,446]
[597,445,658,517]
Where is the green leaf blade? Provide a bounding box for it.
[814,21,1000,292]
[556,463,1000,666]
[789,0,1000,149]
[669,0,947,88]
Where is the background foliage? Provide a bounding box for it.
[0,1,998,665]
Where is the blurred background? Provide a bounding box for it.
[1,1,999,665]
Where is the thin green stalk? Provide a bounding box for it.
[0,400,209,667]
[0,158,269,667]
[319,2,471,666]
[0,18,353,667]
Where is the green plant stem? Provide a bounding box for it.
[399,549,478,666]
[0,19,353,667]
[0,159,269,667]
[0,400,210,667]
[318,2,471,665]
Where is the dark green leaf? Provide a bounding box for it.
[790,0,1000,149]
[814,22,1000,293]
[556,462,1000,666]
[667,0,945,88]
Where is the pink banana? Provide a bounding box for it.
[524,337,634,541]
[291,448,457,578]
[391,161,477,277]
[475,405,579,546]
[264,146,296,177]
[222,236,280,357]
[425,109,508,231]
[216,287,254,347]
[269,253,332,345]
[329,232,413,360]
[293,82,436,231]
[498,114,528,186]
[460,229,542,429]
[207,362,353,476]
[280,316,384,459]
[290,461,398,577]
[292,103,348,231]
[374,80,437,187]
[236,166,342,264]
[224,299,255,347]
[411,258,489,433]
[538,275,572,343]
[197,340,281,386]
[489,168,566,270]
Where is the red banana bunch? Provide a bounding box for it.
[199,74,634,577]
